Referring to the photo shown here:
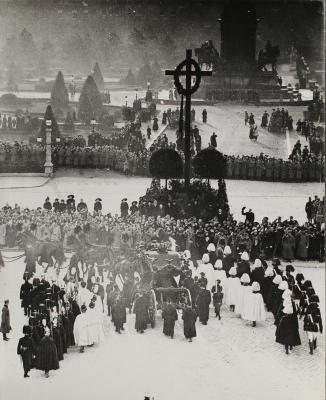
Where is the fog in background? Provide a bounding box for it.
[0,0,322,80]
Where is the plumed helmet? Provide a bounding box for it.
[229,267,237,276]
[214,259,223,270]
[272,258,281,266]
[272,275,282,285]
[251,281,260,292]
[302,280,312,291]
[241,252,249,261]
[264,266,274,277]
[207,243,216,252]
[286,264,295,273]
[295,273,305,282]
[223,246,232,256]
[240,273,250,284]
[202,253,210,264]
[278,280,288,291]
[309,294,320,303]
[282,289,292,299]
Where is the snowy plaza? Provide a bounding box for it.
[0,172,324,400]
[0,1,325,400]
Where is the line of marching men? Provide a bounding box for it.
[17,260,110,379]
[184,244,323,355]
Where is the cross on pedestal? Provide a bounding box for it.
[165,49,212,189]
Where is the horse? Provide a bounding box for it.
[17,231,66,275]
[257,46,280,72]
[195,40,220,71]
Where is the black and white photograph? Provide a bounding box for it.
[0,0,324,399]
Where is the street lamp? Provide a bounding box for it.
[44,119,53,176]
[135,88,138,100]
[125,96,128,107]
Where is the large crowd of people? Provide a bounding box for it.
[0,189,324,264]
[1,137,323,182]
[1,190,323,379]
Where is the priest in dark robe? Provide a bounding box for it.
[162,298,178,339]
[196,284,211,325]
[36,327,59,378]
[134,293,149,333]
[182,306,197,342]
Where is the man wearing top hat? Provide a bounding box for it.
[120,198,129,218]
[66,195,76,214]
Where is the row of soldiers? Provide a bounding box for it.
[18,273,81,377]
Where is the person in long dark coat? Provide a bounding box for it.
[275,304,301,354]
[182,306,197,342]
[1,300,11,341]
[52,321,64,361]
[261,266,275,306]
[281,231,295,261]
[20,278,33,316]
[134,294,148,333]
[196,285,211,325]
[37,327,59,378]
[222,246,234,277]
[17,325,36,377]
[237,252,250,279]
[112,295,126,333]
[162,299,178,338]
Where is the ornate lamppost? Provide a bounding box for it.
[44,119,53,176]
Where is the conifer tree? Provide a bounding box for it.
[92,62,105,92]
[51,71,69,115]
[124,69,135,86]
[78,75,103,122]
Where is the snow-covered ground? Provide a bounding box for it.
[0,253,324,400]
[0,171,323,223]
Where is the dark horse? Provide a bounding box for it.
[257,41,280,72]
[195,40,220,71]
[17,231,66,273]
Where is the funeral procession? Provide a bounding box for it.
[0,1,324,400]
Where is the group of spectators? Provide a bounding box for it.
[0,185,324,263]
[0,137,324,182]
[0,111,35,131]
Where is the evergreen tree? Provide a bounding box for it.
[78,75,103,122]
[124,69,135,86]
[39,104,60,142]
[51,71,69,114]
[92,62,104,92]
[78,93,93,124]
